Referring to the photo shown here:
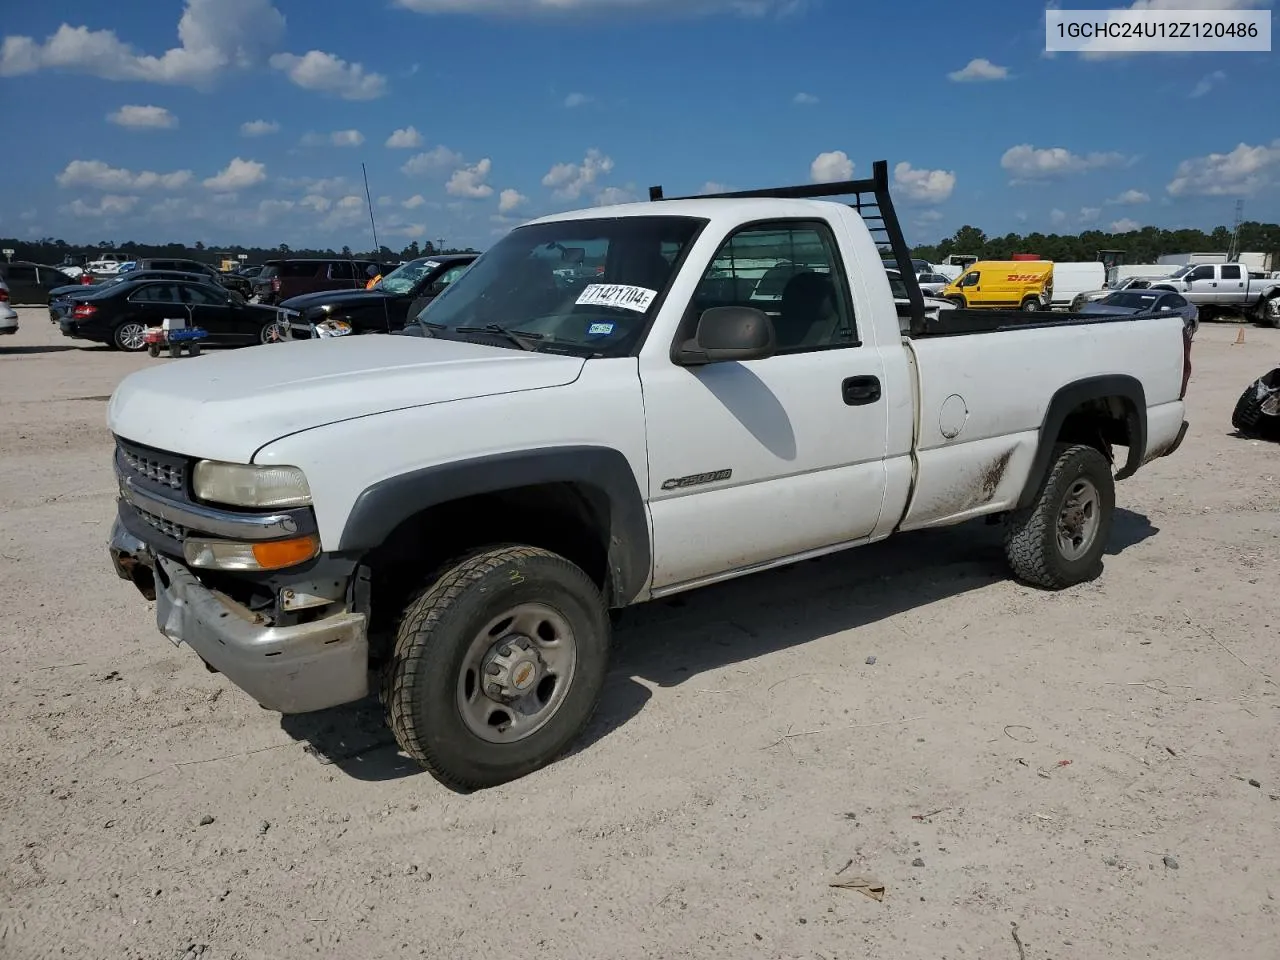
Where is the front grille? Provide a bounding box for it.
[136,506,189,542]
[115,437,188,493]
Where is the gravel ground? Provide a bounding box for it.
[1,308,1278,960]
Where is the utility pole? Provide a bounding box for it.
[1228,198,1244,261]
[437,237,445,254]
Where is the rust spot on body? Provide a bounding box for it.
[978,449,1015,503]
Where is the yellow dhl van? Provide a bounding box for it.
[942,260,1054,311]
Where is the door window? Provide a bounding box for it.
[180,284,224,305]
[6,265,36,284]
[1220,265,1242,280]
[1188,265,1215,281]
[430,263,470,293]
[959,271,980,287]
[690,221,859,353]
[128,283,181,303]
[327,261,356,281]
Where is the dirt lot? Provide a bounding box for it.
[1,307,1277,960]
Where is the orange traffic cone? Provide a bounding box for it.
[1233,327,1246,345]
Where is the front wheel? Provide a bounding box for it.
[260,321,285,344]
[1021,297,1042,312]
[113,321,148,352]
[384,545,611,791]
[1003,443,1115,590]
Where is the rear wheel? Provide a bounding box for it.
[1004,443,1115,590]
[147,344,160,358]
[384,545,611,791]
[1021,297,1042,312]
[113,322,147,352]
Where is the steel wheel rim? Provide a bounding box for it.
[456,602,578,745]
[117,323,146,350]
[1057,477,1101,561]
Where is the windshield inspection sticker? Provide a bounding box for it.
[587,322,615,336]
[575,284,657,313]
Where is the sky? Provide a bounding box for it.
[0,0,1276,252]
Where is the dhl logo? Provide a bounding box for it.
[1003,274,1048,282]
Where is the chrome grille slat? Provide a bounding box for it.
[115,438,188,492]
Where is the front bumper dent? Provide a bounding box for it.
[109,520,369,714]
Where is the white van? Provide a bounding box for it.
[1048,262,1106,310]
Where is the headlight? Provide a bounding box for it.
[184,534,320,571]
[192,461,312,508]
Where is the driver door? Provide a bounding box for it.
[638,218,892,593]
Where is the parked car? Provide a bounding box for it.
[59,278,286,351]
[942,260,1054,311]
[916,272,951,297]
[1047,262,1106,310]
[49,270,235,323]
[250,258,381,306]
[235,264,264,279]
[0,261,78,304]
[1155,262,1280,327]
[0,277,18,335]
[1080,288,1199,338]
[279,254,477,340]
[1231,365,1280,441]
[1070,277,1154,312]
[84,253,131,277]
[105,159,1190,791]
[123,258,253,298]
[885,268,957,331]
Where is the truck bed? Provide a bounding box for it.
[910,306,1168,338]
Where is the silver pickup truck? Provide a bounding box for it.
[1155,262,1280,327]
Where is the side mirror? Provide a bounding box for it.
[675,306,775,366]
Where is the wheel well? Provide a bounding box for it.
[1056,395,1135,459]
[360,482,612,660]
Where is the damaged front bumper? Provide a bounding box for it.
[109,519,369,714]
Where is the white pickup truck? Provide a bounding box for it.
[106,161,1191,790]
[1155,261,1280,327]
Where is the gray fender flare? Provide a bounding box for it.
[338,446,651,605]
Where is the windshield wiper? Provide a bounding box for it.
[455,324,545,351]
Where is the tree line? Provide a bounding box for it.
[910,221,1280,265]
[0,237,479,268]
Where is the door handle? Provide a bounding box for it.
[842,375,881,406]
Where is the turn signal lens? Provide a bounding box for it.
[184,534,319,572]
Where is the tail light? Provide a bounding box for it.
[81,274,93,284]
[1179,326,1192,400]
[271,277,281,292]
[72,304,97,319]
[0,288,8,302]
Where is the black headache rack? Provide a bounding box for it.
[648,159,929,335]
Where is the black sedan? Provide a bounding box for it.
[59,278,287,351]
[48,270,241,323]
[278,254,475,340]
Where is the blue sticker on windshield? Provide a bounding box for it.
[587,322,614,336]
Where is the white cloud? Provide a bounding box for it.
[809,150,853,183]
[1110,217,1142,232]
[300,194,331,212]
[793,91,819,104]
[498,188,527,213]
[0,0,285,86]
[258,198,295,216]
[204,157,267,191]
[65,194,139,218]
[1001,144,1130,183]
[1190,69,1226,98]
[1166,140,1280,197]
[56,159,192,191]
[1106,188,1150,205]
[107,104,177,129]
[282,175,352,196]
[947,58,1008,82]
[330,129,364,147]
[447,158,494,198]
[700,181,729,194]
[594,185,637,206]
[1079,207,1101,224]
[240,118,278,136]
[402,194,427,210]
[402,145,464,175]
[269,50,388,100]
[394,0,803,15]
[893,162,956,202]
[386,125,424,148]
[542,149,615,200]
[563,92,592,108]
[1050,208,1067,226]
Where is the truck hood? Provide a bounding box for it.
[107,336,585,463]
[278,288,392,314]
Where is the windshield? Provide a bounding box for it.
[379,258,439,295]
[1102,291,1161,310]
[1168,266,1193,279]
[414,216,706,356]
